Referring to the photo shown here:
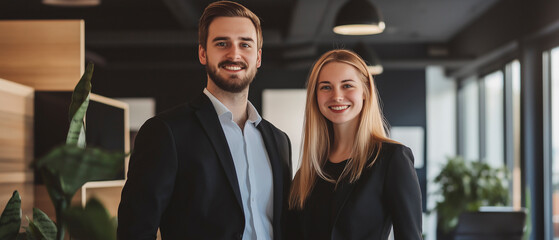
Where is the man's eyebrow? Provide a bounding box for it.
[212,37,230,42]
[240,37,255,42]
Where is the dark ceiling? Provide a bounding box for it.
[1,0,500,69]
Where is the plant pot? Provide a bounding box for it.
[436,224,455,240]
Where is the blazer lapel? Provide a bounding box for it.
[256,122,283,229]
[191,93,243,207]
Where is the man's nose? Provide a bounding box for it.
[226,45,242,60]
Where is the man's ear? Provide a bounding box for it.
[256,48,262,68]
[199,45,207,65]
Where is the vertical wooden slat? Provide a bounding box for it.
[0,78,34,224]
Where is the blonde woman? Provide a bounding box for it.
[286,49,422,239]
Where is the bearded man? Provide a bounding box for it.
[117,1,292,239]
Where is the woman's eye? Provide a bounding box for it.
[343,84,353,88]
[319,85,331,90]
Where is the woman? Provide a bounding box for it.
[287,49,422,239]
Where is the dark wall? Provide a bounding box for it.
[375,70,427,127]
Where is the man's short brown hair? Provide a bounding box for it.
[198,1,263,50]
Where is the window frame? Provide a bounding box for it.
[457,59,521,207]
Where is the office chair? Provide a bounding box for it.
[454,210,526,240]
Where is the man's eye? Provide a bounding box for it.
[241,43,250,48]
[216,42,227,47]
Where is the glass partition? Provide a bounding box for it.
[550,47,559,239]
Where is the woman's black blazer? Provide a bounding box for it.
[286,142,423,240]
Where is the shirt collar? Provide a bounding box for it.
[203,88,262,126]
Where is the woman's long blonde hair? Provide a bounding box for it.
[289,49,395,210]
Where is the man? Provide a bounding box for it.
[117,1,292,239]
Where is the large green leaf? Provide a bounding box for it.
[66,62,94,148]
[64,198,117,240]
[26,208,57,240]
[0,191,22,240]
[36,145,125,200]
[37,166,69,240]
[25,220,41,240]
[34,145,123,240]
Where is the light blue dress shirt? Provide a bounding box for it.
[204,89,273,240]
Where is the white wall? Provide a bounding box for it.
[425,66,457,240]
[262,89,306,176]
[115,98,155,131]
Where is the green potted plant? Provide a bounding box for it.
[434,156,509,240]
[0,63,124,240]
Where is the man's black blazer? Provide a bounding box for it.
[117,93,292,240]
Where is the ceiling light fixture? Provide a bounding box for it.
[43,0,100,7]
[333,0,385,35]
[354,42,383,75]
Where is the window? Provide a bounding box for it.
[457,60,521,207]
[483,71,505,169]
[458,76,480,162]
[545,46,559,239]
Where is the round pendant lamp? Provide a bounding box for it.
[333,0,385,35]
[43,0,100,7]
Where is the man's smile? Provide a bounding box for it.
[219,61,247,72]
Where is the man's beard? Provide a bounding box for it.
[206,60,257,93]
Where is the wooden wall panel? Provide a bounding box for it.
[0,78,34,223]
[0,20,84,91]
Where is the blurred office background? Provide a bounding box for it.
[1,0,559,239]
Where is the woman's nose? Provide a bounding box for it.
[332,89,343,102]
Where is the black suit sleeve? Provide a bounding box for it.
[385,145,423,240]
[117,117,178,240]
[280,131,296,240]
